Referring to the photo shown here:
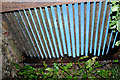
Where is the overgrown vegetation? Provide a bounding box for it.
[110,64,120,78]
[14,56,119,79]
[109,0,120,46]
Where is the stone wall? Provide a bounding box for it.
[2,22,23,79]
[0,14,2,79]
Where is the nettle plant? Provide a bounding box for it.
[14,56,119,79]
[109,0,120,46]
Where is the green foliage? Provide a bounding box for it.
[115,40,120,46]
[109,1,120,31]
[113,60,119,62]
[110,64,120,78]
[14,56,119,79]
[109,0,120,46]
[14,63,20,69]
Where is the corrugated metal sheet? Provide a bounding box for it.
[2,1,118,59]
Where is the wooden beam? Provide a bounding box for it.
[1,0,105,12]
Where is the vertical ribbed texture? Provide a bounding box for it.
[57,5,67,55]
[3,2,114,59]
[112,31,118,48]
[51,6,63,57]
[106,30,113,54]
[18,11,40,58]
[29,9,48,58]
[34,8,51,58]
[85,2,90,56]
[94,1,102,55]
[90,2,96,53]
[62,4,71,56]
[39,7,55,58]
[98,1,108,56]
[14,12,35,57]
[68,4,75,58]
[23,9,43,58]
[81,3,84,55]
[102,16,110,55]
[74,3,79,57]
[45,7,59,58]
